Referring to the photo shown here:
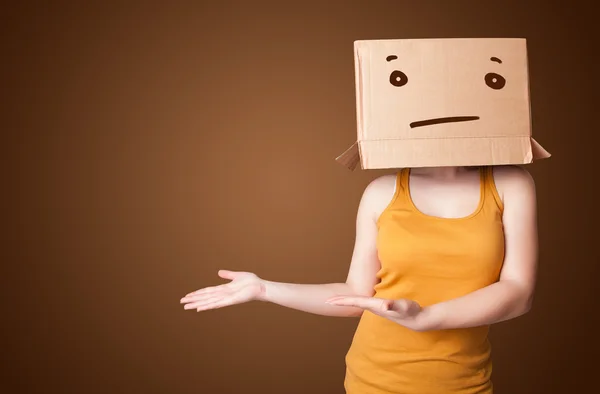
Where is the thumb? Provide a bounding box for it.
[390,299,421,315]
[217,269,239,280]
[388,299,407,313]
[380,299,394,312]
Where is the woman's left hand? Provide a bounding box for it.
[326,295,425,330]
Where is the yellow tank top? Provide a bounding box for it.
[344,166,505,394]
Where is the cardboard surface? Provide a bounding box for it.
[336,38,551,170]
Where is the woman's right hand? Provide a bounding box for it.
[180,270,266,312]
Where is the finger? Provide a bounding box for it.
[185,285,222,297]
[184,295,226,310]
[184,288,232,304]
[182,285,227,301]
[330,296,394,313]
[389,299,410,313]
[384,300,422,320]
[184,270,239,297]
[217,270,239,280]
[326,296,361,305]
[394,299,421,316]
[195,296,237,312]
[182,290,230,306]
[326,295,367,303]
[326,296,373,309]
[380,299,394,312]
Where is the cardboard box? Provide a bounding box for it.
[336,38,551,170]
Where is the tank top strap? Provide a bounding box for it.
[481,166,504,213]
[395,168,413,205]
[376,169,408,226]
[388,168,408,206]
[399,167,409,192]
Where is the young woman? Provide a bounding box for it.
[180,164,538,394]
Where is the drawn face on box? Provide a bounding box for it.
[360,38,531,141]
[336,38,550,169]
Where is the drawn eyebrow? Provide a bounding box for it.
[386,55,398,62]
[490,57,502,64]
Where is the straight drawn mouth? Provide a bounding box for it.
[410,116,480,128]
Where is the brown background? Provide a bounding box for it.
[3,1,598,393]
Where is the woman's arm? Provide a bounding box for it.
[181,176,392,317]
[413,166,538,331]
[258,282,364,317]
[327,166,539,331]
[259,177,393,316]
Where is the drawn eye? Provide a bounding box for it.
[485,73,506,90]
[389,70,408,87]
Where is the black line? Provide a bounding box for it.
[410,116,480,128]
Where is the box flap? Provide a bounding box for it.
[335,141,361,170]
[531,137,551,160]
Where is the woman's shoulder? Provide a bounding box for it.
[363,172,399,198]
[490,165,536,203]
[359,172,400,220]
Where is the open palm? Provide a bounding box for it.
[180,270,264,312]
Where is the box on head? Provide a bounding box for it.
[336,38,551,170]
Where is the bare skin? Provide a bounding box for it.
[180,165,539,332]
